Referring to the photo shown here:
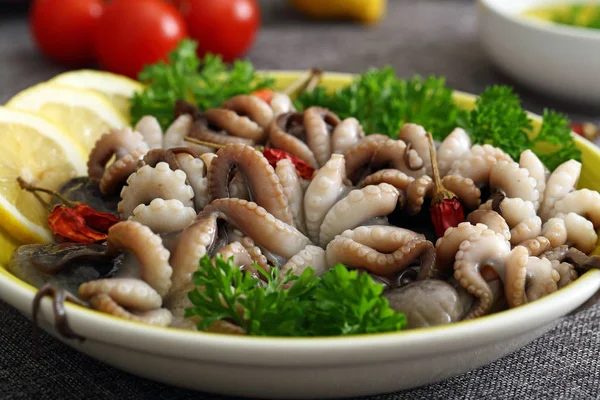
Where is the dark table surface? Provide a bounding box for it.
[1,1,600,399]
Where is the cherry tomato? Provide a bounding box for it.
[94,0,189,79]
[29,0,104,66]
[177,0,260,62]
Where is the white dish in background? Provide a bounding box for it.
[477,0,600,105]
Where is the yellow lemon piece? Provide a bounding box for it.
[5,83,127,153]
[49,69,144,122]
[0,107,87,244]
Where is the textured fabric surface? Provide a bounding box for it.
[1,1,600,399]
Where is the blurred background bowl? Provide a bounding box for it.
[477,0,600,106]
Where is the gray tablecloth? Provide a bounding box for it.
[1,1,599,399]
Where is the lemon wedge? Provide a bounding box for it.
[50,70,144,122]
[5,83,127,153]
[0,107,87,244]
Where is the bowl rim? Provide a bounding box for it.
[1,70,600,367]
[479,0,600,40]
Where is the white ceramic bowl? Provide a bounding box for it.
[477,0,600,105]
[2,72,600,399]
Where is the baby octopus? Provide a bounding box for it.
[25,94,600,334]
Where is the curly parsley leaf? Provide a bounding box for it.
[295,67,461,140]
[130,39,274,130]
[458,85,580,170]
[185,255,407,337]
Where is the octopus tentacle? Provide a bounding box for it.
[268,112,318,168]
[510,216,542,246]
[168,213,217,297]
[89,293,173,326]
[550,260,578,288]
[135,116,163,150]
[371,139,425,178]
[118,162,194,219]
[343,134,390,184]
[88,128,149,180]
[79,278,162,311]
[276,158,307,235]
[539,159,581,221]
[406,175,434,215]
[360,169,414,192]
[99,147,147,195]
[213,242,254,267]
[163,114,196,150]
[437,128,471,177]
[189,118,254,146]
[325,226,433,277]
[331,117,364,154]
[304,106,341,167]
[519,236,552,257]
[519,150,546,210]
[435,222,488,274]
[204,108,265,142]
[551,189,600,229]
[480,198,541,245]
[106,221,172,298]
[281,245,328,277]
[504,246,560,308]
[542,212,598,254]
[442,175,481,210]
[304,154,347,243]
[270,92,295,116]
[201,198,312,259]
[490,160,539,209]
[448,144,512,186]
[318,183,399,247]
[398,123,431,176]
[141,148,180,171]
[454,229,511,319]
[239,236,269,269]
[129,199,196,234]
[208,143,293,225]
[223,94,274,130]
[176,153,210,211]
[466,210,510,241]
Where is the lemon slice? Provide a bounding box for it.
[0,107,87,244]
[5,83,127,153]
[50,70,144,122]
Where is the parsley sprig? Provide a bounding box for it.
[458,86,581,170]
[185,255,407,337]
[130,39,274,130]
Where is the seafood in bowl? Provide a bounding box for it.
[4,46,600,339]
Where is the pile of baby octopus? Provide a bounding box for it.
[62,90,600,332]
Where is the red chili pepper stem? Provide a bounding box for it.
[282,67,323,97]
[425,133,457,204]
[17,177,79,209]
[426,132,465,238]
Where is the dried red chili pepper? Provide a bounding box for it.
[73,204,119,233]
[48,205,108,243]
[262,147,315,179]
[251,88,274,104]
[425,132,465,238]
[17,177,118,244]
